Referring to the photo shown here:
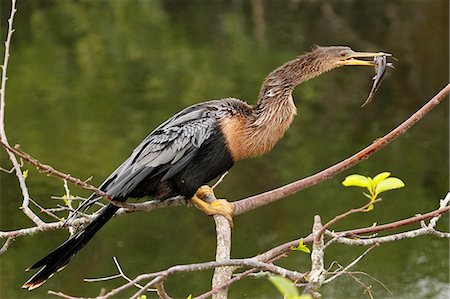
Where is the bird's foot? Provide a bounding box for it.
[191,185,235,228]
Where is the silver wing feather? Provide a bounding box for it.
[98,100,232,198]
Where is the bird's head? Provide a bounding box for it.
[312,45,391,69]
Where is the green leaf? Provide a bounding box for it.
[22,169,29,179]
[269,276,300,299]
[342,175,370,188]
[375,177,405,195]
[373,172,391,185]
[367,177,374,189]
[362,192,373,200]
[291,239,311,254]
[137,295,147,299]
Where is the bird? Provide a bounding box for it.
[22,46,388,290]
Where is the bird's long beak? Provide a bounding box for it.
[339,51,392,66]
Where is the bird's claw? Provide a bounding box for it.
[208,199,234,227]
[191,185,235,228]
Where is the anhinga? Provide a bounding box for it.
[23,46,388,290]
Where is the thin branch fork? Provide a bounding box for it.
[315,198,382,242]
[323,244,379,284]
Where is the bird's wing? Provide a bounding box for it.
[98,103,221,199]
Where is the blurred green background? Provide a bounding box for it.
[0,0,448,298]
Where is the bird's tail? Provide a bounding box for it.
[22,203,119,290]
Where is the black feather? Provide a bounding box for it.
[22,205,118,290]
[23,99,237,290]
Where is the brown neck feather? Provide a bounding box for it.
[221,51,337,161]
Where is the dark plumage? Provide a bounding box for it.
[23,46,388,290]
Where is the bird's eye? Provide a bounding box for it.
[340,52,347,57]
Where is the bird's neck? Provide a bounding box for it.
[221,52,334,161]
[249,53,329,138]
[250,51,337,129]
[255,51,332,109]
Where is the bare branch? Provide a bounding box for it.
[103,259,305,299]
[47,291,78,299]
[84,257,148,290]
[316,199,382,242]
[324,244,379,284]
[0,237,14,255]
[212,171,228,189]
[155,282,172,299]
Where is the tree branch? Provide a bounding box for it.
[200,193,234,299]
[303,215,325,298]
[233,84,450,215]
[50,258,305,299]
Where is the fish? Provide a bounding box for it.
[361,55,394,107]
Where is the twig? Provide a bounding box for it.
[28,197,62,221]
[347,272,375,299]
[84,257,147,290]
[324,244,379,284]
[233,84,450,215]
[335,202,450,238]
[0,165,14,173]
[347,271,392,295]
[212,171,228,189]
[130,277,164,299]
[47,291,79,299]
[0,237,14,255]
[155,282,171,299]
[316,198,382,242]
[327,192,450,245]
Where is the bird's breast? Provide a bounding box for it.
[219,111,295,161]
